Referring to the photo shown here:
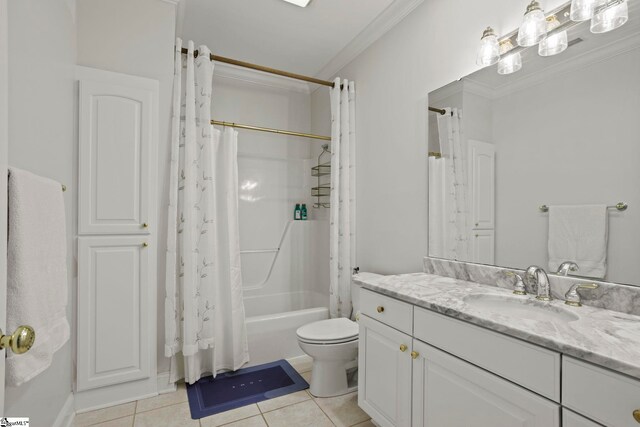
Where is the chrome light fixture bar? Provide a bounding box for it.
[475,0,629,76]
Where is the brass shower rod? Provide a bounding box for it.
[181,48,336,88]
[212,120,331,141]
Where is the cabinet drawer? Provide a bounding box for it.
[414,307,560,401]
[360,289,413,335]
[562,409,603,427]
[563,356,640,427]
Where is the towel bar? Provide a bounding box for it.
[539,202,628,212]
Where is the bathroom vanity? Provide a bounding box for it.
[356,273,640,427]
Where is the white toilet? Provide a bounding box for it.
[296,317,359,397]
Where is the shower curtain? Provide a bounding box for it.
[436,108,470,261]
[329,78,356,319]
[165,39,249,384]
[428,156,447,258]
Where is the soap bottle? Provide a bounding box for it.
[301,204,308,220]
[294,203,301,220]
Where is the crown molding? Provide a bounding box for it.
[213,62,311,94]
[316,0,425,80]
[428,80,462,104]
[160,0,181,5]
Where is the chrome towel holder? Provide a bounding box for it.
[539,202,628,212]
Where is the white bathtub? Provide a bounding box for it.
[244,291,328,366]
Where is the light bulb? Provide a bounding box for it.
[570,0,602,21]
[498,52,522,75]
[591,0,628,33]
[539,30,568,56]
[476,27,500,67]
[517,1,548,47]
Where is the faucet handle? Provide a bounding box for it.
[505,271,527,295]
[565,283,599,307]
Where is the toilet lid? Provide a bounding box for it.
[296,318,359,343]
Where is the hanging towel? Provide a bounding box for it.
[548,204,608,279]
[6,167,70,386]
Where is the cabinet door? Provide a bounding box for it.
[358,315,412,427]
[78,68,158,235]
[563,409,604,427]
[468,139,495,230]
[471,229,495,264]
[412,340,560,427]
[77,236,152,391]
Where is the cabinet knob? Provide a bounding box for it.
[376,306,384,313]
[142,222,149,228]
[142,242,149,247]
[411,351,419,359]
[400,344,408,352]
[633,409,640,423]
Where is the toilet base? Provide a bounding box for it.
[308,361,358,398]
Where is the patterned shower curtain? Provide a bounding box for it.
[436,108,470,261]
[329,78,356,319]
[165,39,249,384]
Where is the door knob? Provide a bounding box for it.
[142,222,149,228]
[633,409,640,423]
[0,325,35,355]
[400,344,408,352]
[411,351,419,359]
[142,242,149,247]
[376,306,384,313]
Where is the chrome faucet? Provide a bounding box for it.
[565,283,599,307]
[556,261,579,276]
[525,265,552,301]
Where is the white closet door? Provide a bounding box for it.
[472,229,495,264]
[78,68,157,235]
[468,139,495,230]
[77,236,151,391]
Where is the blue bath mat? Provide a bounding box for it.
[186,359,309,420]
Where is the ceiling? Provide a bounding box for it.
[178,0,411,78]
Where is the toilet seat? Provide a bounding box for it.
[296,318,358,345]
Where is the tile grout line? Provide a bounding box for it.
[82,413,137,427]
[309,397,337,427]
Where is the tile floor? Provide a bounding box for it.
[73,363,373,427]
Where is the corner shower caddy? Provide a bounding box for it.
[311,144,331,208]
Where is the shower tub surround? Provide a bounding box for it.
[354,268,640,380]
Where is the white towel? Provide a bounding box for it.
[548,204,608,279]
[6,167,70,386]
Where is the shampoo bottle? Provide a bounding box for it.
[301,204,308,220]
[294,203,301,220]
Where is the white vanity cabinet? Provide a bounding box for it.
[358,287,640,427]
[411,340,559,427]
[358,314,413,427]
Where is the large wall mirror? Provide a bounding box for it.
[427,1,640,286]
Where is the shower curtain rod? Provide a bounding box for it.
[181,48,336,88]
[429,107,447,115]
[212,120,331,141]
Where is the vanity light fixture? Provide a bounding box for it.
[498,52,523,75]
[281,0,312,7]
[591,0,628,33]
[476,27,501,67]
[539,15,568,56]
[517,1,548,46]
[570,0,601,21]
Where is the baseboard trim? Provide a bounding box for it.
[286,355,313,373]
[52,393,75,427]
[75,376,158,413]
[156,371,176,394]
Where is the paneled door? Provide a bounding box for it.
[412,339,560,427]
[78,67,158,235]
[358,315,412,427]
[468,139,495,231]
[77,236,152,391]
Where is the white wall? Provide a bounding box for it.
[213,72,329,314]
[76,0,176,374]
[311,0,567,274]
[493,46,640,284]
[5,0,76,425]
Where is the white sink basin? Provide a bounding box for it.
[463,294,579,323]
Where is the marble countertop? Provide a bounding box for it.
[354,272,640,381]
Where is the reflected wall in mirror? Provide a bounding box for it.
[427,1,640,286]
